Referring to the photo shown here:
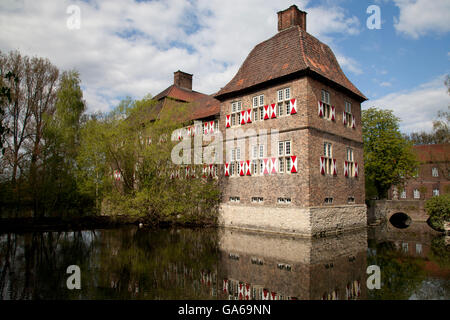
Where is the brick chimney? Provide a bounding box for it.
[174,70,193,91]
[277,5,307,32]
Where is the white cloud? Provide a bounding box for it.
[362,75,450,133]
[0,0,362,113]
[393,0,450,39]
[335,54,363,75]
[379,81,392,87]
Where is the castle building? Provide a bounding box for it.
[151,5,368,236]
[389,144,450,200]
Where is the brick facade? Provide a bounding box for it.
[389,144,450,200]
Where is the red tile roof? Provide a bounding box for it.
[215,26,366,101]
[150,84,220,123]
[413,144,450,163]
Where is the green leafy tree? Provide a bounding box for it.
[425,194,450,231]
[362,107,419,199]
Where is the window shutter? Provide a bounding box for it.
[343,111,347,125]
[318,101,324,117]
[333,159,337,175]
[270,103,277,118]
[246,109,252,123]
[291,155,297,173]
[239,161,245,176]
[320,157,325,175]
[344,161,349,177]
[289,98,297,114]
[204,122,208,135]
[224,163,230,177]
[202,165,207,178]
[270,157,278,174]
[209,164,214,177]
[240,110,246,125]
[210,121,214,134]
[246,160,251,176]
[263,158,269,175]
[263,105,270,120]
[331,106,335,121]
[351,115,356,129]
[354,162,358,178]
[225,115,231,128]
[223,279,228,294]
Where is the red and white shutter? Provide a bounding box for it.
[318,101,324,117]
[262,289,270,300]
[344,161,349,177]
[270,157,278,174]
[210,121,215,134]
[351,115,356,129]
[209,164,214,177]
[185,166,190,178]
[224,163,230,177]
[178,129,182,141]
[239,161,245,176]
[238,283,244,300]
[245,284,251,300]
[240,110,246,125]
[290,98,297,114]
[263,105,270,120]
[263,158,270,175]
[271,292,278,300]
[290,155,298,173]
[320,157,325,175]
[331,106,335,121]
[223,279,229,294]
[246,160,251,176]
[246,109,252,123]
[270,103,277,118]
[343,112,347,125]
[202,165,207,178]
[333,159,337,175]
[225,115,231,128]
[354,162,358,178]
[204,123,208,135]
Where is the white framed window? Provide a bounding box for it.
[344,101,352,128]
[347,147,354,177]
[278,140,292,174]
[231,101,242,127]
[259,160,264,174]
[285,88,290,100]
[251,197,264,203]
[321,90,332,120]
[432,167,438,177]
[324,142,333,175]
[259,145,264,158]
[400,190,406,199]
[252,160,258,176]
[252,145,258,159]
[324,197,333,204]
[236,147,241,161]
[277,197,291,204]
[279,158,284,173]
[433,189,440,196]
[413,189,420,199]
[277,87,291,116]
[278,89,283,102]
[251,95,264,122]
[253,96,258,108]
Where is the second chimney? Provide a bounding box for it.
[277,5,307,32]
[174,70,193,91]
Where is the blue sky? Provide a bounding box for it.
[0,0,449,133]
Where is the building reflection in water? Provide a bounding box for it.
[216,228,368,300]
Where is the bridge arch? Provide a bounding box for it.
[389,212,412,229]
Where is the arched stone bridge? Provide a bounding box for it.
[368,200,430,228]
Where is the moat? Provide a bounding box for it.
[0,223,448,300]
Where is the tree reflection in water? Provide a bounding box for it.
[0,225,448,300]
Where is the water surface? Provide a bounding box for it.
[0,223,448,300]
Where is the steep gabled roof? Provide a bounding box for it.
[215,26,366,102]
[149,84,220,123]
[154,84,209,103]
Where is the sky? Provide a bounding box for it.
[0,0,449,134]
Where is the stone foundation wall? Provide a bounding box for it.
[219,203,367,237]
